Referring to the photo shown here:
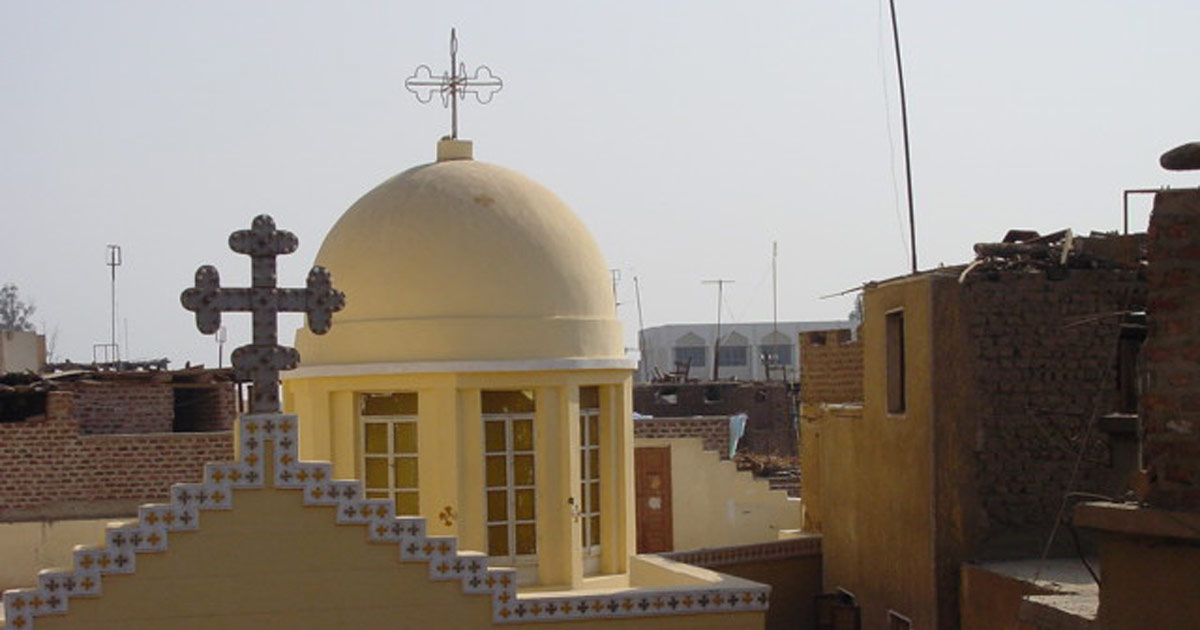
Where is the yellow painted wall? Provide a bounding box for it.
[813,275,938,628]
[1096,536,1200,630]
[713,555,822,630]
[282,368,636,589]
[636,438,801,551]
[32,483,762,630]
[958,564,1047,630]
[0,519,108,591]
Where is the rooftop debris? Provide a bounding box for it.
[960,228,1146,283]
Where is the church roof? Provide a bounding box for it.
[294,140,626,368]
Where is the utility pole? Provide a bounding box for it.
[702,279,734,381]
[106,244,122,363]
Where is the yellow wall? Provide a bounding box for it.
[810,276,938,628]
[32,482,762,630]
[1096,535,1200,630]
[803,274,977,629]
[636,438,801,551]
[0,519,108,591]
[283,368,636,589]
[958,564,1048,630]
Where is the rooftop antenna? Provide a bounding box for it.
[772,241,779,335]
[634,275,647,382]
[405,28,504,140]
[887,0,918,274]
[702,279,734,381]
[106,244,122,364]
[609,269,622,310]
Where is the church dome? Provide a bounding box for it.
[295,140,624,366]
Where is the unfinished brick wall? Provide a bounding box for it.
[1142,190,1200,510]
[633,382,796,456]
[57,380,174,435]
[799,329,862,405]
[963,268,1146,548]
[633,416,730,458]
[173,385,238,432]
[0,392,233,516]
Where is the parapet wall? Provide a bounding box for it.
[0,392,233,519]
[798,329,862,405]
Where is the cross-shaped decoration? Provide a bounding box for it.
[181,215,345,414]
[405,28,503,140]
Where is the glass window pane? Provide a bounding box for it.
[482,390,535,414]
[394,422,418,453]
[362,392,418,416]
[515,523,537,555]
[487,490,508,521]
[364,457,388,489]
[513,455,535,486]
[589,481,600,512]
[580,386,600,410]
[364,423,388,454]
[485,421,506,453]
[512,419,533,451]
[485,455,507,487]
[394,457,419,488]
[515,489,535,520]
[588,450,599,479]
[365,490,387,499]
[580,450,587,476]
[588,416,599,445]
[395,491,419,516]
[488,525,509,556]
[589,516,601,546]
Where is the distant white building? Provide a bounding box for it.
[637,320,850,383]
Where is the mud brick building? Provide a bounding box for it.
[634,380,800,457]
[0,368,238,520]
[800,229,1151,628]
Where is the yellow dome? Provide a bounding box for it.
[295,141,624,366]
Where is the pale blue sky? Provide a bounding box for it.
[2,1,1197,367]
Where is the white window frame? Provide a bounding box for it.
[579,404,602,574]
[483,411,538,566]
[358,393,419,516]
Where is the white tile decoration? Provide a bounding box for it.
[1,413,770,629]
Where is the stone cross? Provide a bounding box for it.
[181,214,345,414]
[405,28,503,140]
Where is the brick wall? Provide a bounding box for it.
[57,380,174,435]
[0,392,234,516]
[1142,190,1200,511]
[633,416,730,458]
[799,329,862,405]
[962,267,1146,547]
[633,382,796,456]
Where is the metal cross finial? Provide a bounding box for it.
[181,215,346,414]
[405,28,503,139]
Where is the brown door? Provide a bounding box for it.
[634,446,673,553]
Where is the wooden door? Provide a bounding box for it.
[634,446,673,553]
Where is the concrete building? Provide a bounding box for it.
[637,321,848,383]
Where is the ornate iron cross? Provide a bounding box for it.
[405,28,503,139]
[181,215,345,414]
